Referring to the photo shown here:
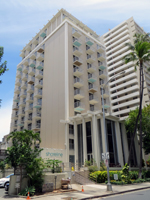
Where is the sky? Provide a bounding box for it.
[0,0,150,141]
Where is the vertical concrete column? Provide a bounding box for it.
[65,123,69,163]
[92,115,100,167]
[100,117,107,153]
[121,123,129,164]
[74,120,78,170]
[82,117,87,164]
[115,121,124,167]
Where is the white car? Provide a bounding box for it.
[0,174,14,187]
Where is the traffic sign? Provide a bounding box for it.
[114,174,118,180]
[102,152,110,160]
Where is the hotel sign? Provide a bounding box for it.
[46,152,63,157]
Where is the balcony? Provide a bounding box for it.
[18,109,25,116]
[21,82,28,89]
[74,89,84,100]
[74,102,85,112]
[103,104,110,109]
[30,52,37,60]
[99,71,107,79]
[88,74,97,83]
[15,78,22,86]
[25,116,32,123]
[20,90,27,97]
[35,70,43,79]
[28,76,35,84]
[23,58,30,66]
[11,122,18,129]
[97,53,105,62]
[86,37,94,46]
[12,112,18,119]
[14,86,21,94]
[18,120,25,127]
[73,38,82,47]
[37,61,44,70]
[88,84,97,93]
[89,95,99,105]
[17,66,22,72]
[26,94,34,102]
[19,99,26,107]
[22,73,28,81]
[16,71,22,78]
[25,104,33,112]
[33,101,42,109]
[87,54,95,64]
[33,37,39,45]
[87,64,96,73]
[22,65,29,73]
[35,79,43,88]
[32,123,41,131]
[99,65,106,70]
[73,47,82,57]
[40,31,47,38]
[14,96,20,103]
[33,112,41,119]
[29,60,36,68]
[34,89,42,98]
[37,53,44,61]
[101,90,109,98]
[27,85,34,93]
[97,45,105,53]
[28,67,35,76]
[72,28,81,38]
[26,45,31,52]
[73,68,83,77]
[12,104,19,110]
[99,79,107,88]
[73,78,83,88]
[86,46,95,54]
[20,51,25,58]
[73,56,82,66]
[37,44,45,53]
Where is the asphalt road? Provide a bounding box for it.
[97,189,150,200]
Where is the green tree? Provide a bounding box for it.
[0,46,8,106]
[123,33,150,177]
[6,130,42,190]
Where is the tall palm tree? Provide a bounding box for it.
[123,33,150,177]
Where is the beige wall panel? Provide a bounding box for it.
[57,15,61,26]
[40,25,66,149]
[52,20,56,31]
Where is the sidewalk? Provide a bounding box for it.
[2,182,150,200]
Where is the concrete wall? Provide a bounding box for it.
[43,172,68,189]
[40,24,66,150]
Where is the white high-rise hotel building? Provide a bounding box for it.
[10,10,149,168]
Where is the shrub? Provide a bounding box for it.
[142,169,150,179]
[129,171,138,180]
[19,186,35,196]
[100,161,107,171]
[88,165,98,173]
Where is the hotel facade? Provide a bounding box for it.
[10,10,148,168]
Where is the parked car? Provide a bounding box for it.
[5,183,9,191]
[0,174,14,187]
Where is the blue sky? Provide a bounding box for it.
[0,0,150,140]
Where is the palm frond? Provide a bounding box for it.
[125,42,135,50]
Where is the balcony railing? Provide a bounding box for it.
[33,101,42,108]
[37,44,45,53]
[33,112,41,118]
[12,104,19,110]
[18,109,25,115]
[88,84,98,93]
[97,44,105,53]
[30,52,37,60]
[14,87,21,94]
[35,79,43,88]
[35,70,43,78]
[25,104,33,112]
[86,45,95,54]
[15,79,22,86]
[97,53,105,61]
[22,73,28,81]
[34,89,42,97]
[37,62,44,70]
[73,46,82,57]
[72,28,81,38]
[16,71,22,78]
[29,60,36,68]
[99,71,107,79]
[22,65,29,73]
[73,38,82,47]
[28,76,35,84]
[74,101,85,112]
[27,85,34,93]
[87,64,96,73]
[20,90,27,97]
[73,56,82,66]
[37,53,44,61]
[23,58,30,66]
[87,54,95,63]
[86,37,94,46]
[26,94,34,102]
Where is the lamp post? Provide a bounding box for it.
[101,70,125,191]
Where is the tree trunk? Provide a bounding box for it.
[127,66,143,165]
[139,63,144,178]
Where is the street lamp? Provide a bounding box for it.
[101,70,125,191]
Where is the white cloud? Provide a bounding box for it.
[0,100,13,141]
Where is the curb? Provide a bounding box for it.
[80,186,150,200]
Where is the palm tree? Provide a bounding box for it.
[123,33,150,177]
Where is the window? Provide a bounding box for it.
[69,125,74,134]
[90,104,94,111]
[69,139,74,150]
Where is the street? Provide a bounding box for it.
[97,189,150,200]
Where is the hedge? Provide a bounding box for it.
[90,170,150,183]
